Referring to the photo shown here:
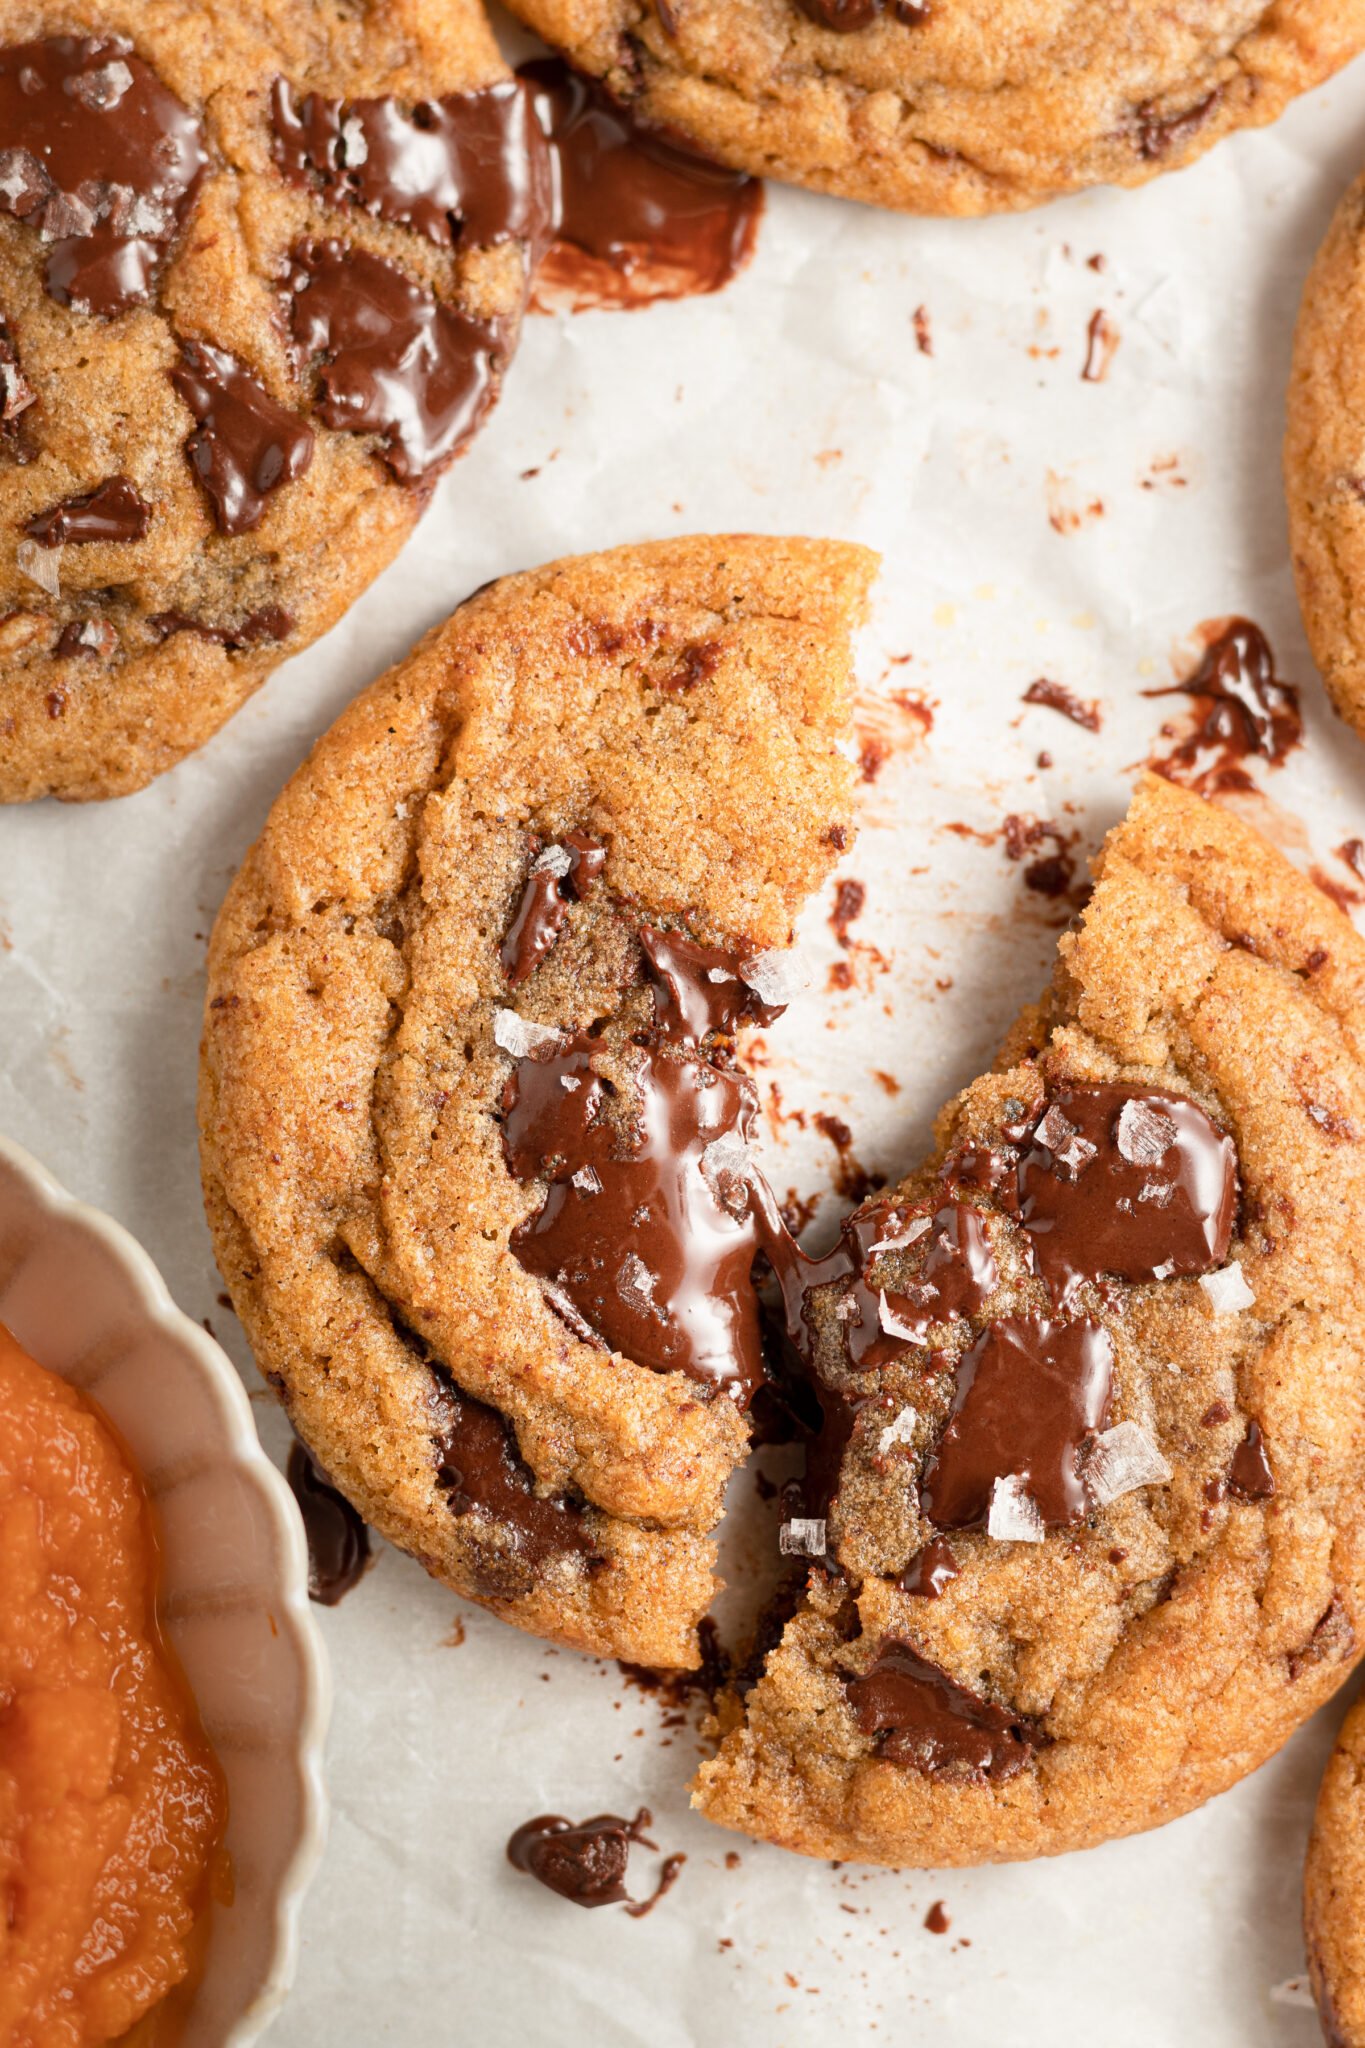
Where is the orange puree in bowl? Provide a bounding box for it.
[0,1323,228,2047]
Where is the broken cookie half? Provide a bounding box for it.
[200,532,876,1668]
[695,774,1365,1863]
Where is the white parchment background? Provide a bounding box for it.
[6,21,1365,2042]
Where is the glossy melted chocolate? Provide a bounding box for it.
[286,1441,371,1605]
[1228,1419,1275,1500]
[521,60,762,311]
[270,76,551,252]
[1145,618,1302,796]
[171,342,314,535]
[846,1639,1041,1781]
[500,833,605,987]
[507,1808,655,1907]
[798,0,929,25]
[921,1313,1113,1530]
[1015,1084,1238,1306]
[287,240,502,484]
[0,36,207,316]
[25,474,150,544]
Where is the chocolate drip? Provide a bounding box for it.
[25,474,150,545]
[1145,619,1302,795]
[171,341,314,536]
[921,1314,1113,1530]
[846,1639,1041,1781]
[520,60,761,310]
[435,1383,594,1566]
[288,240,502,484]
[1016,1084,1238,1307]
[797,0,929,25]
[286,1441,371,1605]
[1228,1419,1275,1500]
[507,1808,652,1907]
[149,605,293,650]
[270,76,551,252]
[0,36,207,317]
[640,927,779,1041]
[500,833,605,987]
[900,1535,959,1598]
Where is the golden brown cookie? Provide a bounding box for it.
[1306,1692,1365,2048]
[694,774,1365,1864]
[0,0,549,803]
[200,533,876,1668]
[1285,167,1365,743]
[500,0,1365,216]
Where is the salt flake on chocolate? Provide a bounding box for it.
[700,1131,752,1213]
[1034,1105,1078,1154]
[1116,1097,1178,1167]
[987,1474,1046,1543]
[532,844,573,879]
[619,1252,666,1324]
[340,115,370,166]
[870,1215,932,1256]
[779,1518,827,1558]
[1055,1132,1098,1180]
[493,1009,562,1059]
[878,1291,923,1343]
[64,59,134,109]
[570,1167,602,1195]
[1199,1263,1255,1315]
[740,947,810,1008]
[1083,1421,1172,1507]
[16,539,59,597]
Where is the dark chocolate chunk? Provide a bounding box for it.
[507,1808,652,1907]
[270,75,551,252]
[54,616,116,660]
[900,1535,959,1599]
[149,604,294,650]
[1022,676,1101,732]
[798,0,929,23]
[287,239,503,484]
[171,341,314,535]
[520,59,762,309]
[1015,1084,1238,1306]
[1227,1419,1275,1500]
[500,834,606,986]
[846,1638,1041,1781]
[0,36,207,316]
[435,1381,595,1568]
[920,1314,1114,1530]
[286,1440,371,1605]
[25,474,150,545]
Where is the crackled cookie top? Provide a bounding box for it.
[0,0,548,802]
[695,774,1365,1865]
[1306,1695,1365,2048]
[500,0,1365,216]
[1286,166,1365,747]
[200,534,875,1668]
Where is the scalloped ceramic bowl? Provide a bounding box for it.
[0,1134,330,2046]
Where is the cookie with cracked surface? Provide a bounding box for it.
[1285,167,1365,744]
[1306,1692,1365,2048]
[199,533,875,1668]
[694,773,1365,1863]
[0,0,548,803]
[499,0,1365,216]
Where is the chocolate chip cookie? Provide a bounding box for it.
[500,0,1365,215]
[1285,167,1365,744]
[199,533,875,1668]
[1306,1694,1365,2048]
[0,1,548,803]
[695,773,1365,1863]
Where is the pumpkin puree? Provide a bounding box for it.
[0,1323,227,2046]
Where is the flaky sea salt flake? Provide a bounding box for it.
[1084,1421,1172,1507]
[532,843,572,878]
[1200,1263,1255,1315]
[987,1474,1045,1543]
[1034,1104,1078,1155]
[878,1291,923,1343]
[1116,1097,1178,1167]
[16,538,59,597]
[871,1215,932,1256]
[878,1407,919,1454]
[739,947,810,1008]
[779,1518,826,1558]
[493,1008,562,1059]
[570,1167,602,1195]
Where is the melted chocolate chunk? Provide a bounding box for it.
[286,1441,371,1605]
[288,240,502,483]
[435,1384,594,1567]
[900,1535,959,1598]
[640,927,780,1042]
[1016,1084,1238,1306]
[54,616,116,660]
[171,342,314,535]
[1022,676,1101,732]
[846,1639,1041,1781]
[501,834,606,986]
[271,76,551,252]
[25,474,150,545]
[149,604,294,650]
[1228,1419,1275,1500]
[504,1034,767,1403]
[1136,89,1221,160]
[0,36,208,317]
[1145,619,1302,796]
[797,0,929,23]
[874,1203,998,1350]
[521,60,762,310]
[507,1808,653,1907]
[921,1314,1113,1529]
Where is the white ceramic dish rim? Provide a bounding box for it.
[0,1131,331,2047]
